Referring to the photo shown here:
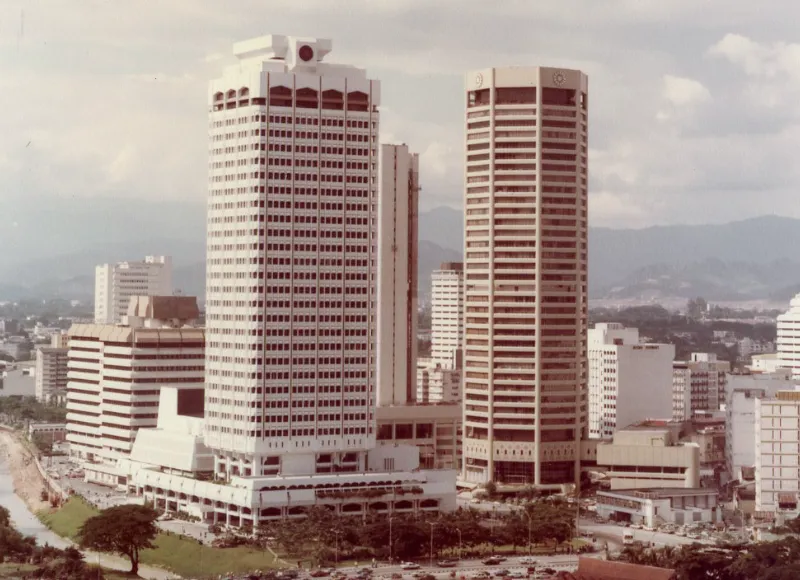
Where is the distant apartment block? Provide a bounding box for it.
[726,371,796,483]
[416,359,461,404]
[672,353,730,420]
[755,389,800,515]
[588,323,674,439]
[67,296,203,471]
[778,293,800,380]
[94,256,173,324]
[376,143,419,406]
[35,332,70,404]
[430,263,463,370]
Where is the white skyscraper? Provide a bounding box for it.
[376,144,419,407]
[430,263,464,370]
[205,35,380,478]
[778,293,800,380]
[587,323,675,439]
[94,256,172,324]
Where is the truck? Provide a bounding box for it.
[623,530,635,545]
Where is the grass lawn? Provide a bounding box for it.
[0,562,131,580]
[38,497,284,578]
[38,496,99,539]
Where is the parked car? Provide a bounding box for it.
[519,557,537,566]
[482,557,502,565]
[492,570,510,577]
[310,571,330,577]
[507,572,526,579]
[437,561,457,568]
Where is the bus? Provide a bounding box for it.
[623,530,635,545]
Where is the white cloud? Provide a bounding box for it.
[662,75,711,106]
[4,1,800,229]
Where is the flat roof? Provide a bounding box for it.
[599,487,718,499]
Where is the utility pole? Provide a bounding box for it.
[429,522,436,568]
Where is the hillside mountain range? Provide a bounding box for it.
[1,194,799,306]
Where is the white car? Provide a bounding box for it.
[401,563,421,570]
[519,558,537,565]
[508,572,526,579]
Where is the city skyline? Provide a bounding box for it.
[4,1,800,229]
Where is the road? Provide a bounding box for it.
[338,554,581,578]
[579,521,714,549]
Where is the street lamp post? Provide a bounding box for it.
[389,517,394,564]
[429,522,436,568]
[456,528,462,561]
[334,530,343,566]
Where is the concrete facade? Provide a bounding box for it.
[66,296,203,467]
[35,343,69,404]
[596,424,700,490]
[588,323,674,439]
[430,263,464,370]
[672,353,730,421]
[596,488,719,527]
[755,390,800,515]
[205,34,380,478]
[462,66,589,487]
[376,143,419,407]
[375,403,461,471]
[94,256,172,324]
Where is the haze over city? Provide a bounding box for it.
[4,0,800,230]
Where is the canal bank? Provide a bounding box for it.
[0,432,177,579]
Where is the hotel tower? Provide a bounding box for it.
[461,66,589,487]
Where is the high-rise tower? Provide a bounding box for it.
[376,144,419,406]
[205,35,380,478]
[461,67,589,486]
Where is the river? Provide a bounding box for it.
[0,457,70,548]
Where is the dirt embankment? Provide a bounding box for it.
[0,428,50,512]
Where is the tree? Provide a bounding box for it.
[78,504,159,575]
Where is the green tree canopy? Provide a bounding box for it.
[78,504,158,575]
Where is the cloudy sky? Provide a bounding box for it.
[3,0,800,229]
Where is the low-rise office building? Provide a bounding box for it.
[375,403,461,470]
[596,487,720,527]
[111,386,457,526]
[596,422,699,490]
[66,296,204,471]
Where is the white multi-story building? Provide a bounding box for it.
[672,353,730,421]
[778,294,800,380]
[35,332,70,404]
[376,143,419,406]
[462,66,589,486]
[66,296,204,474]
[416,359,461,404]
[755,389,800,515]
[205,35,380,478]
[430,263,464,370]
[726,371,796,483]
[202,35,454,520]
[588,323,674,439]
[94,256,173,324]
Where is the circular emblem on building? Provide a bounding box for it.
[298,45,314,62]
[553,70,568,87]
[475,73,483,88]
